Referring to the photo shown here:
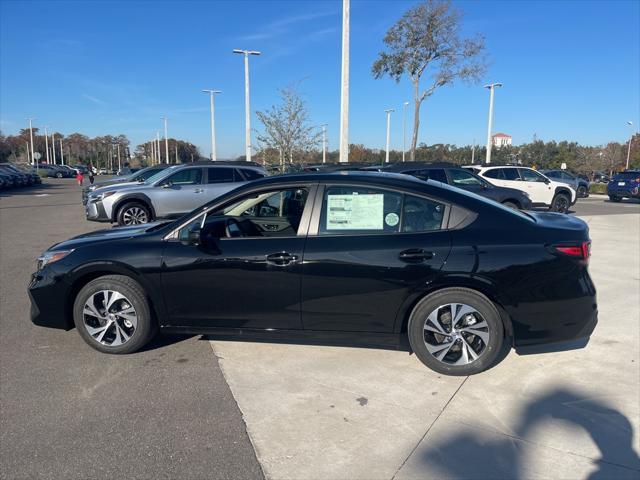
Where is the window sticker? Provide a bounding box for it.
[326,194,384,230]
[385,212,399,227]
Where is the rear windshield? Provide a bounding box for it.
[613,172,640,180]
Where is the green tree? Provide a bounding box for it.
[372,0,486,160]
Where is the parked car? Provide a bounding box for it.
[381,163,532,210]
[37,164,74,178]
[0,163,40,186]
[72,165,89,174]
[0,164,28,186]
[30,172,597,375]
[607,170,640,202]
[593,171,610,183]
[541,169,589,198]
[11,163,42,185]
[85,161,267,226]
[0,171,14,188]
[473,166,577,213]
[82,165,171,205]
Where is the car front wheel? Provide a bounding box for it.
[117,202,151,226]
[73,275,156,354]
[577,185,588,198]
[550,193,570,213]
[407,288,504,376]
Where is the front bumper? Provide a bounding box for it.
[85,200,111,222]
[29,269,73,330]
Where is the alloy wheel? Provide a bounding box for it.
[553,196,569,212]
[82,290,138,346]
[122,206,148,225]
[423,303,490,365]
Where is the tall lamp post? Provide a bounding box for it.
[484,82,502,164]
[626,121,634,170]
[203,89,222,161]
[320,124,328,163]
[51,132,56,165]
[385,108,394,163]
[44,126,50,164]
[233,49,261,162]
[402,101,409,162]
[161,117,169,164]
[156,131,161,164]
[27,118,35,166]
[339,0,350,163]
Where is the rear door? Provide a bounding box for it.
[300,184,451,332]
[203,167,246,201]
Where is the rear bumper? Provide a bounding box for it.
[514,311,597,354]
[607,185,640,198]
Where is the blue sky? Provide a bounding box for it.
[1,0,638,159]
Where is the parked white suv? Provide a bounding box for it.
[472,166,576,212]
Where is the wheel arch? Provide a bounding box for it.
[395,278,514,342]
[500,198,521,208]
[111,194,156,223]
[553,186,572,199]
[65,262,165,330]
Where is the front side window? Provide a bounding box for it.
[449,169,483,186]
[410,168,448,183]
[165,168,202,185]
[519,168,546,182]
[138,168,164,181]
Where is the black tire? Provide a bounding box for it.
[73,275,156,354]
[550,193,570,213]
[577,185,588,198]
[501,201,519,210]
[609,195,622,202]
[117,201,152,226]
[407,287,505,376]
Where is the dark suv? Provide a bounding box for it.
[381,163,533,210]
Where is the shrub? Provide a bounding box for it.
[589,183,607,195]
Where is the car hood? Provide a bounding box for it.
[88,181,150,195]
[48,221,169,251]
[91,176,135,188]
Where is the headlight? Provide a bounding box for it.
[89,191,116,202]
[36,249,74,271]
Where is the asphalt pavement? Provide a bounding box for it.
[0,179,263,480]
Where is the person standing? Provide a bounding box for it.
[87,164,95,185]
[76,169,84,186]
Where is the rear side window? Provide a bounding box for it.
[240,168,264,180]
[409,168,448,183]
[319,186,445,235]
[484,168,504,179]
[207,167,236,183]
[503,168,521,180]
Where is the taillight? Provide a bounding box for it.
[635,177,640,183]
[554,241,591,261]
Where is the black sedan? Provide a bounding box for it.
[29,172,597,375]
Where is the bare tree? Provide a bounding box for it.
[372,0,486,160]
[256,86,321,166]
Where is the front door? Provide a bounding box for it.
[160,185,315,329]
[301,185,451,332]
[152,167,206,217]
[518,168,554,204]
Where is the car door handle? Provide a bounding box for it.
[399,249,434,262]
[266,252,299,266]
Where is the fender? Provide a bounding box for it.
[112,193,157,222]
[554,186,574,202]
[391,273,514,339]
[65,260,169,327]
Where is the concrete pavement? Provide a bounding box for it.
[210,206,640,479]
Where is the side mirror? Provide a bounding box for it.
[161,181,172,188]
[180,225,201,246]
[544,178,551,184]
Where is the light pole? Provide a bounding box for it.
[202,89,222,161]
[60,138,65,165]
[233,49,261,162]
[51,132,56,165]
[320,124,327,163]
[402,101,409,162]
[44,126,50,164]
[156,131,161,164]
[471,139,476,164]
[626,121,634,170]
[385,108,394,163]
[484,82,502,164]
[339,0,350,163]
[161,117,169,164]
[117,144,121,171]
[27,118,35,166]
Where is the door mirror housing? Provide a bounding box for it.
[161,181,173,188]
[180,225,201,246]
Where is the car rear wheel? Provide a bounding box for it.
[550,193,570,213]
[501,201,519,210]
[609,195,622,202]
[117,202,151,226]
[577,185,588,198]
[73,275,156,354]
[407,288,504,376]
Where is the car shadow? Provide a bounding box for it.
[138,332,196,352]
[0,182,69,197]
[413,387,640,478]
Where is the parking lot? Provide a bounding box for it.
[1,179,639,479]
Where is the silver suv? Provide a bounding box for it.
[85,161,266,226]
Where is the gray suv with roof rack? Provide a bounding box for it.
[85,161,267,226]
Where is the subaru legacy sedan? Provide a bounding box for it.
[29,172,597,376]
